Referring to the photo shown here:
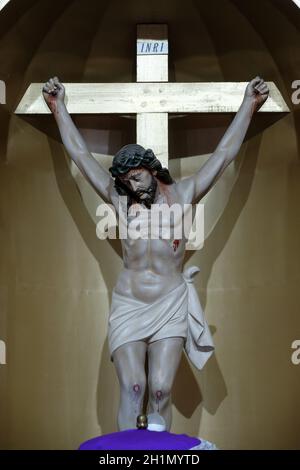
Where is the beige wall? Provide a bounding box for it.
[0,0,300,449]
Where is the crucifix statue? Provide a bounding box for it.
[16,23,287,432]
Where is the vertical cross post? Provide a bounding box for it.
[136,24,169,168]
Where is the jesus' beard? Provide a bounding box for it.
[134,177,158,209]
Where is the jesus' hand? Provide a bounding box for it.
[42,76,65,114]
[244,76,269,113]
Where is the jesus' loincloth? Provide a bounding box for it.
[107,266,214,370]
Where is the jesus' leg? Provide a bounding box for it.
[112,340,147,431]
[147,337,184,431]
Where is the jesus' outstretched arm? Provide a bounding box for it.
[42,76,113,203]
[176,76,269,204]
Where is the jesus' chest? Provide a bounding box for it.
[125,194,185,241]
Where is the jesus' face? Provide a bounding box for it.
[119,167,157,207]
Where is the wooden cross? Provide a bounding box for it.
[15,24,289,169]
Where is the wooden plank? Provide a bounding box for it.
[15,82,289,114]
[137,113,169,168]
[137,56,169,82]
[136,24,169,167]
[136,24,168,82]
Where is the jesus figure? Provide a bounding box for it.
[42,76,269,431]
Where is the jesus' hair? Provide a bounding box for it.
[109,144,174,198]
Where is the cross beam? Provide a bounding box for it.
[15,82,287,115]
[15,24,290,168]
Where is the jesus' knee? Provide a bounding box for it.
[148,381,172,411]
[120,376,146,406]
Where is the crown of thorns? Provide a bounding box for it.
[109,146,160,178]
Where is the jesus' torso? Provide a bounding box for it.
[109,181,189,303]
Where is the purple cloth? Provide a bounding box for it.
[79,429,201,450]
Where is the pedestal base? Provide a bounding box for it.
[78,429,218,450]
